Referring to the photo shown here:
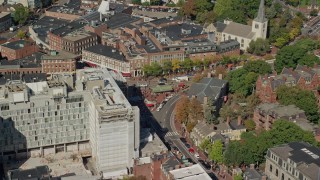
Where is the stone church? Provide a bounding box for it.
[204,0,268,51]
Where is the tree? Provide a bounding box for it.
[188,98,203,122]
[163,60,172,74]
[176,0,185,7]
[209,140,223,164]
[234,174,244,180]
[172,59,181,73]
[298,54,320,67]
[181,0,196,18]
[244,119,255,131]
[186,121,197,132]
[274,45,307,73]
[310,9,318,17]
[131,0,141,4]
[175,96,190,124]
[243,60,272,75]
[180,58,193,71]
[192,73,202,82]
[219,105,234,123]
[213,0,233,16]
[223,120,317,166]
[194,60,203,70]
[199,138,211,151]
[214,65,227,78]
[13,6,29,25]
[17,30,26,39]
[204,97,218,124]
[143,62,163,76]
[276,86,320,124]
[247,38,270,56]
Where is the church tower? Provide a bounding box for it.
[252,0,268,39]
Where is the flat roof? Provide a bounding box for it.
[84,44,125,61]
[41,50,78,60]
[63,31,95,41]
[47,0,81,14]
[106,13,140,29]
[1,40,34,50]
[0,12,10,18]
[169,164,211,180]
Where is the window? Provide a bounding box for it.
[269,164,272,172]
[255,24,259,29]
[276,169,278,177]
[282,173,284,180]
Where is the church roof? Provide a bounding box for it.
[223,22,255,39]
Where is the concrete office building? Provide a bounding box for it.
[0,68,139,178]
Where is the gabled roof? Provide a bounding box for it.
[187,78,227,102]
[223,22,255,39]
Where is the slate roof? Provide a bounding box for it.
[1,40,34,50]
[84,44,125,61]
[0,73,47,85]
[223,22,255,39]
[106,13,140,29]
[269,142,320,180]
[159,23,203,41]
[214,21,227,32]
[243,168,264,180]
[0,52,44,68]
[9,165,50,180]
[187,77,227,102]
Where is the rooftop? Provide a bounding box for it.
[41,50,79,60]
[106,13,140,29]
[63,31,95,42]
[158,23,204,42]
[187,77,227,102]
[84,44,125,61]
[223,21,255,39]
[47,0,82,15]
[0,12,11,18]
[256,103,305,117]
[8,165,50,180]
[0,52,44,68]
[0,73,47,85]
[1,40,34,50]
[269,142,320,180]
[169,164,211,180]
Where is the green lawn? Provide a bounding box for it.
[299,0,320,6]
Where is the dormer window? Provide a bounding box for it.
[255,24,259,29]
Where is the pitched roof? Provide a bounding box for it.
[223,22,255,39]
[269,142,320,180]
[187,77,227,102]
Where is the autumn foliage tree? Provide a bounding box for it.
[175,96,190,124]
[175,96,203,132]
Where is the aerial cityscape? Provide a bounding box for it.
[0,0,319,179]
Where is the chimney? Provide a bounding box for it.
[226,117,230,125]
[203,96,208,105]
[207,72,211,78]
[250,164,255,170]
[237,116,242,126]
[218,74,223,80]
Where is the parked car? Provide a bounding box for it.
[185,143,191,148]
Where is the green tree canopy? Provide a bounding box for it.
[224,120,317,166]
[143,62,163,77]
[227,61,272,96]
[13,6,29,25]
[204,97,218,124]
[276,86,319,124]
[209,140,224,164]
[247,38,271,56]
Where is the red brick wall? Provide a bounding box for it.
[48,32,63,51]
[0,43,39,60]
[42,59,76,74]
[0,67,42,74]
[133,163,151,180]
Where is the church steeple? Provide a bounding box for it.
[255,0,266,23]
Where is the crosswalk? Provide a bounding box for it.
[164,131,179,137]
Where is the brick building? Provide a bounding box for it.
[256,64,320,103]
[48,29,98,55]
[82,44,131,75]
[134,154,169,180]
[253,103,313,131]
[81,0,99,9]
[0,40,39,60]
[0,52,43,75]
[41,50,79,74]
